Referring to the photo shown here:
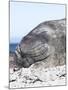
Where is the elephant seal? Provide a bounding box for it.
[10,18,66,70]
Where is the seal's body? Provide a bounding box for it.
[12,19,66,69]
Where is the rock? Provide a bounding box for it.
[9,65,66,88]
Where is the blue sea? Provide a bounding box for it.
[9,43,18,52]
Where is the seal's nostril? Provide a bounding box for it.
[13,68,16,72]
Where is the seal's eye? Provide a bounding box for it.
[23,36,28,40]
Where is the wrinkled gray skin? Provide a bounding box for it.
[12,19,66,70]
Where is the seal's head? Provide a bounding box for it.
[14,31,51,70]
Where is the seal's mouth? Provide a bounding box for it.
[13,67,20,72]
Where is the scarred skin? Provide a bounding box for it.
[9,19,66,71]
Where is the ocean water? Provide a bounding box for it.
[9,43,18,52]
